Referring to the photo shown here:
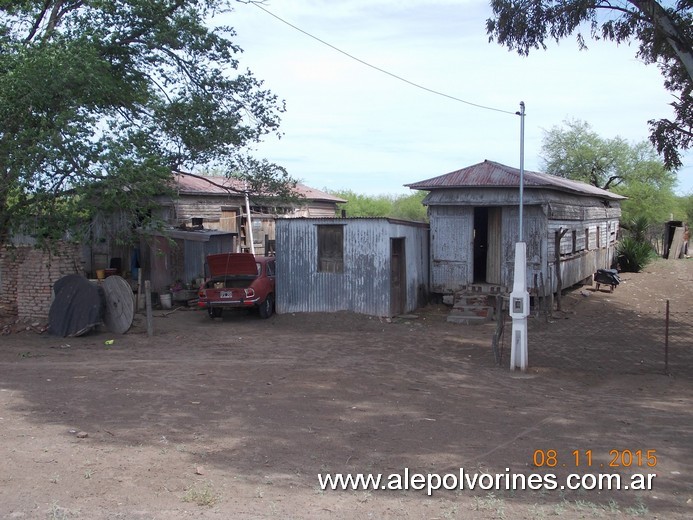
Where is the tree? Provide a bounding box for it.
[486,0,693,170]
[540,119,678,223]
[0,0,290,244]
[327,190,428,221]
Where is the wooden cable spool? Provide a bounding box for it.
[102,275,135,334]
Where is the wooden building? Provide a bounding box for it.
[159,172,346,256]
[406,160,624,298]
[275,218,430,317]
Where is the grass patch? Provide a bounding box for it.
[182,481,218,507]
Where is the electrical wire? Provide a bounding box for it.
[247,2,518,116]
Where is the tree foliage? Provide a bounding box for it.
[487,0,693,170]
[540,119,678,223]
[328,190,428,221]
[0,0,290,243]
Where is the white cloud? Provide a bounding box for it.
[224,0,693,195]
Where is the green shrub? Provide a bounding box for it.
[617,236,655,272]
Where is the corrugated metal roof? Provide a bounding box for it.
[279,216,428,227]
[405,160,625,200]
[173,171,347,203]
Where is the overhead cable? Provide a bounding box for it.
[247,2,517,116]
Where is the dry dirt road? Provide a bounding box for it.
[0,258,691,519]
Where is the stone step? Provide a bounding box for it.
[447,306,494,323]
[453,295,492,308]
[446,313,491,325]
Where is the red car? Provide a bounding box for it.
[197,253,276,319]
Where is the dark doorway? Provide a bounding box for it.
[390,238,406,316]
[473,207,502,284]
[473,208,488,282]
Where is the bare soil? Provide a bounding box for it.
[0,258,691,519]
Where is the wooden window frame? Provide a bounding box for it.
[317,224,344,273]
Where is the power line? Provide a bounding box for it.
[247,2,517,116]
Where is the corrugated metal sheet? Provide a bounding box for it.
[406,160,625,201]
[428,206,473,290]
[276,218,429,317]
[173,171,346,203]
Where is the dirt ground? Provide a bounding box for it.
[0,258,691,519]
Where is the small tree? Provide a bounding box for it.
[540,119,679,224]
[487,0,693,170]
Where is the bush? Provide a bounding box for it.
[617,236,656,272]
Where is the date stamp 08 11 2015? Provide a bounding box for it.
[532,449,658,469]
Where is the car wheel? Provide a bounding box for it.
[208,307,223,319]
[259,295,274,319]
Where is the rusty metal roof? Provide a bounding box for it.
[173,171,347,203]
[405,160,625,200]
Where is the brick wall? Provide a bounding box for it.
[0,242,84,320]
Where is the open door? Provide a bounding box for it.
[390,238,406,316]
[473,207,502,284]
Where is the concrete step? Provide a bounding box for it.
[447,306,494,324]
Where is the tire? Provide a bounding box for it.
[258,295,274,319]
[208,306,223,319]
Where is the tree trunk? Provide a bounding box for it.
[630,1,693,84]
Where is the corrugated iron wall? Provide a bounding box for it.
[429,205,473,293]
[275,218,429,316]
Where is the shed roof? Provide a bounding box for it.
[174,171,346,203]
[406,160,625,200]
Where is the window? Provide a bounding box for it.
[585,228,589,250]
[572,230,577,253]
[596,226,601,248]
[317,225,344,273]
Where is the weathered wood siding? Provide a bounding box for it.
[276,218,429,316]
[547,216,620,292]
[424,187,621,296]
[161,195,339,227]
[429,205,473,293]
[501,205,547,292]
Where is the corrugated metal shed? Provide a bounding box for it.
[406,160,626,201]
[275,218,429,317]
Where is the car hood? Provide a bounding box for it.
[206,253,258,277]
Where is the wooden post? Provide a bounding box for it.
[137,268,143,313]
[664,299,670,375]
[145,280,153,337]
[491,295,504,366]
[555,228,568,311]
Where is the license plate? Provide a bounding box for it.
[220,291,233,299]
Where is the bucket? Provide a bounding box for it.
[160,293,172,310]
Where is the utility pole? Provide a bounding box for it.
[510,101,529,371]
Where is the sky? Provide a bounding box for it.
[219,0,693,196]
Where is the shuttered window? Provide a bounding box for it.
[317,225,344,273]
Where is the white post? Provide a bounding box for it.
[509,243,529,371]
[244,183,255,256]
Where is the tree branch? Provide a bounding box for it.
[172,169,245,194]
[602,175,624,189]
[24,0,52,44]
[629,0,693,82]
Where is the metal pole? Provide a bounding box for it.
[518,101,525,242]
